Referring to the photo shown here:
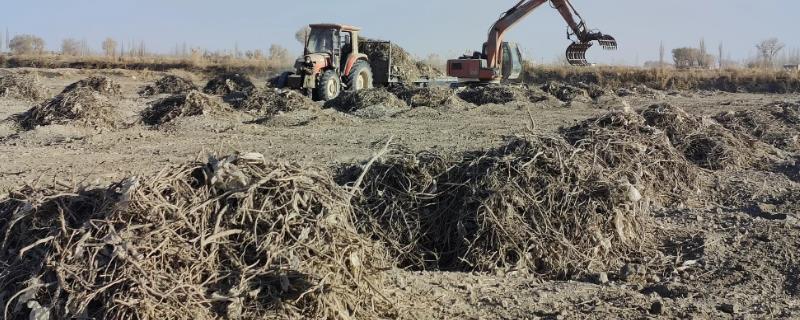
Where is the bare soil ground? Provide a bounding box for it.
[1,68,799,319]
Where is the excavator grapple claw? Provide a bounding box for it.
[566,42,592,66]
[566,34,617,66]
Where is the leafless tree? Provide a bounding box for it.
[102,38,117,57]
[269,44,291,63]
[9,34,45,55]
[659,41,665,69]
[61,38,81,56]
[295,26,311,45]
[718,43,723,69]
[756,38,785,68]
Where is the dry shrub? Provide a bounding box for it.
[714,102,800,152]
[389,85,471,108]
[0,73,46,101]
[203,73,255,96]
[139,74,197,96]
[0,153,390,319]
[14,87,118,130]
[457,84,548,106]
[359,40,442,82]
[354,133,663,276]
[237,88,317,117]
[324,88,407,113]
[142,90,228,125]
[62,76,122,96]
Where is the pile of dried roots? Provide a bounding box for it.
[0,73,47,101]
[61,76,122,96]
[714,101,800,152]
[0,153,390,320]
[457,84,548,105]
[351,122,702,277]
[203,73,256,96]
[542,81,590,102]
[14,87,118,130]
[237,88,317,117]
[139,74,197,96]
[641,103,773,170]
[324,88,407,113]
[389,85,470,109]
[141,90,228,125]
[359,39,442,82]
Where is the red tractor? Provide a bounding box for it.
[276,24,374,101]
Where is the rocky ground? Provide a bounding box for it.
[0,68,798,319]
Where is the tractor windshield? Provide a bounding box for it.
[306,28,337,54]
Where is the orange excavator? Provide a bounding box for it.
[447,0,617,82]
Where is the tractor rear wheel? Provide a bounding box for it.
[314,70,341,101]
[347,61,373,91]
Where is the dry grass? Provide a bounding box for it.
[0,153,391,319]
[524,65,800,93]
[457,84,548,105]
[0,54,292,76]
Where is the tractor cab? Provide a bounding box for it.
[279,24,373,101]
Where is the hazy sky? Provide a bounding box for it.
[1,0,797,65]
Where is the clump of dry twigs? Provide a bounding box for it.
[139,74,197,96]
[61,76,122,96]
[14,87,119,130]
[0,153,391,320]
[141,90,228,125]
[0,73,47,101]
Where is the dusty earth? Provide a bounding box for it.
[1,68,799,319]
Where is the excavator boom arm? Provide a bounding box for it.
[485,0,617,69]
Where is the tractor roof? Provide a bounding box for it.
[309,23,361,32]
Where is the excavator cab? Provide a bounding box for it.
[501,42,524,80]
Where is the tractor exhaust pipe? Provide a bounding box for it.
[566,34,617,66]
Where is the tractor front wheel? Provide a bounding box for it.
[314,70,341,101]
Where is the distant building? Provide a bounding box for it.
[785,64,800,71]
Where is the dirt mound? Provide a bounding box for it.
[324,88,407,113]
[359,40,443,82]
[203,73,256,96]
[0,73,46,101]
[714,102,800,152]
[352,134,657,276]
[541,81,590,102]
[457,84,549,106]
[237,88,317,117]
[389,85,471,109]
[14,87,118,130]
[138,75,197,96]
[62,76,122,96]
[0,153,390,319]
[142,90,228,125]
